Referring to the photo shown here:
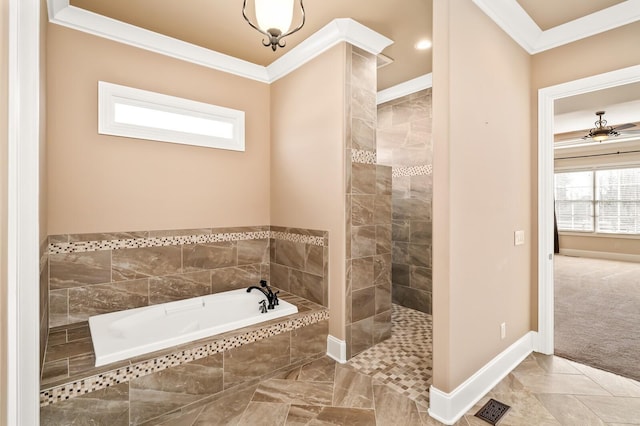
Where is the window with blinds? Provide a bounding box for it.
[554,167,640,235]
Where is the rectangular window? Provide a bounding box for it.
[98,81,245,151]
[554,167,640,235]
[554,171,594,232]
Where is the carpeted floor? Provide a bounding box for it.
[554,255,640,382]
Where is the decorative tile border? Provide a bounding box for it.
[391,164,432,178]
[351,149,377,164]
[49,229,325,255]
[40,309,329,407]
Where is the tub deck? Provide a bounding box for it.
[40,291,328,405]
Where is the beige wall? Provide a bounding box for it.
[433,0,532,392]
[47,24,271,235]
[270,44,347,340]
[530,21,640,327]
[0,0,8,420]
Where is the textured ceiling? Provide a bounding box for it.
[70,0,432,91]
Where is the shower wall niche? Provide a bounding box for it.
[376,89,433,314]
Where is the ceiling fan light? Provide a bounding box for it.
[255,0,294,34]
[593,134,608,142]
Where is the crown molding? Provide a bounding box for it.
[376,73,432,105]
[47,2,392,85]
[472,0,640,54]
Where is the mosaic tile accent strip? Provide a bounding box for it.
[391,164,432,178]
[351,149,377,164]
[348,304,433,408]
[49,230,324,255]
[40,309,329,407]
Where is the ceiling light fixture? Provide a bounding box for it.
[585,111,619,142]
[242,0,306,51]
[415,39,432,50]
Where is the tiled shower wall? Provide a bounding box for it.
[46,226,328,328]
[377,89,433,314]
[40,238,49,370]
[345,45,393,358]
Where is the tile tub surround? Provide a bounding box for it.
[40,291,328,417]
[377,89,433,315]
[47,226,328,327]
[344,45,393,359]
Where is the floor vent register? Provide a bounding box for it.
[474,398,510,425]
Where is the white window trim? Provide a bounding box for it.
[98,81,245,151]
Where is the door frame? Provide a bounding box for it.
[537,64,640,354]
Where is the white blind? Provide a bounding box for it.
[596,168,640,234]
[554,171,594,232]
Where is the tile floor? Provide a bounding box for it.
[149,304,640,425]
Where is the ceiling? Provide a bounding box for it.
[68,0,637,91]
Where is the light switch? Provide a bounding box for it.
[514,230,525,246]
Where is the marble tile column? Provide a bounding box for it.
[345,45,392,358]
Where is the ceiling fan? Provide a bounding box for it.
[554,111,640,145]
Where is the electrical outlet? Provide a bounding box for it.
[514,230,525,246]
[500,322,506,339]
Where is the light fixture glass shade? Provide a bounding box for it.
[255,0,294,33]
[593,134,608,142]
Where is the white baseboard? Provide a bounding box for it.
[326,335,347,364]
[428,331,536,425]
[559,249,640,263]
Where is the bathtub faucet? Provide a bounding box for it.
[247,280,279,310]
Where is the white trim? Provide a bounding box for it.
[376,73,432,105]
[46,2,391,85]
[537,64,640,356]
[267,18,392,83]
[472,0,640,54]
[559,249,640,263]
[7,0,41,423]
[428,331,536,425]
[98,81,245,151]
[326,335,347,363]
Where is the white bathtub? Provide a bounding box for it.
[88,288,298,367]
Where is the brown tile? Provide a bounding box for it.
[373,384,422,426]
[409,243,431,268]
[49,234,69,244]
[351,317,374,356]
[393,220,411,242]
[129,354,224,424]
[291,320,328,363]
[512,372,610,395]
[374,254,392,287]
[192,385,257,426]
[224,332,291,389]
[210,264,261,293]
[410,220,432,244]
[333,365,374,409]
[68,353,98,377]
[46,329,67,347]
[375,285,392,315]
[411,266,432,292]
[374,194,392,225]
[393,242,410,265]
[149,271,210,304]
[69,231,149,242]
[44,339,94,363]
[112,246,182,281]
[252,379,333,405]
[351,117,376,151]
[352,257,374,291]
[374,310,392,343]
[304,244,324,276]
[298,357,337,383]
[576,395,640,424]
[351,86,376,122]
[352,195,375,226]
[351,226,376,258]
[148,228,211,238]
[49,289,68,327]
[352,287,375,323]
[376,165,392,196]
[376,224,392,255]
[536,394,606,426]
[41,359,69,385]
[393,263,411,287]
[68,279,149,322]
[352,163,376,195]
[269,263,290,291]
[351,47,376,90]
[285,405,376,426]
[392,285,431,314]
[289,270,324,305]
[237,401,290,426]
[274,239,306,270]
[237,239,269,265]
[40,382,129,426]
[183,242,236,272]
[66,324,91,342]
[49,251,111,289]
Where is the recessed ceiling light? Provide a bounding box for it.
[415,39,432,50]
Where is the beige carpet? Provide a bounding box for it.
[554,255,640,382]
